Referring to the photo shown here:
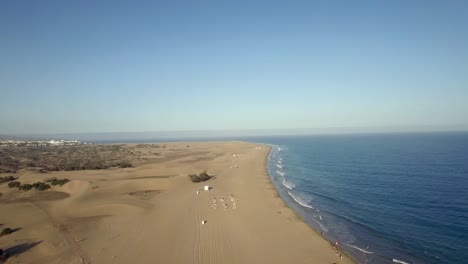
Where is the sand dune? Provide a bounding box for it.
[0,142,354,263]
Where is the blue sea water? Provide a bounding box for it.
[257,133,468,264]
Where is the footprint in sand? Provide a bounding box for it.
[209,195,239,210]
[229,195,238,209]
[210,195,218,209]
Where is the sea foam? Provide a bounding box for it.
[276,170,285,177]
[347,244,373,254]
[315,219,328,232]
[282,178,295,189]
[393,259,410,264]
[288,191,313,209]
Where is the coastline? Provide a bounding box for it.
[0,141,355,263]
[263,143,358,264]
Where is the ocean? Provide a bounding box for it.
[258,133,468,264]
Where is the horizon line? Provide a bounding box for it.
[2,126,468,141]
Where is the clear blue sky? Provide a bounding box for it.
[1,0,467,135]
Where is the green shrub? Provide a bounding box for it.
[45,177,57,183]
[50,178,70,186]
[0,228,13,236]
[18,184,33,191]
[8,181,20,188]
[0,176,16,184]
[188,171,212,183]
[118,161,133,168]
[32,182,50,191]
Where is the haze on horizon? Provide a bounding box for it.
[1,1,468,136]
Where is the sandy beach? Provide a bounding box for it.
[0,141,354,264]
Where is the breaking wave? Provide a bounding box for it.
[276,170,285,177]
[347,244,373,254]
[282,178,295,189]
[287,191,313,209]
[393,259,410,264]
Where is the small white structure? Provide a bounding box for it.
[196,191,200,194]
[201,220,207,225]
[204,185,210,191]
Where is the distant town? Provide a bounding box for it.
[0,139,89,147]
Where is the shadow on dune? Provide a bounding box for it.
[10,227,22,234]
[2,241,42,260]
[0,191,70,204]
[1,227,22,234]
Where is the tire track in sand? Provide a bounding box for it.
[193,209,239,263]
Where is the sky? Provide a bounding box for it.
[1,0,468,136]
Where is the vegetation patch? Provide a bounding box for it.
[136,144,161,148]
[45,177,70,186]
[32,182,50,191]
[0,176,17,184]
[117,161,133,168]
[0,228,13,237]
[18,184,33,191]
[8,181,20,188]
[188,171,213,183]
[0,144,136,173]
[6,177,69,192]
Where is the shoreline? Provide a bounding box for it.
[262,143,358,264]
